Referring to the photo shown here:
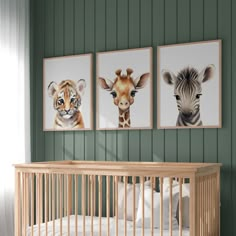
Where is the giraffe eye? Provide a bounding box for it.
[130,90,137,97]
[174,95,180,100]
[196,94,202,99]
[110,91,117,98]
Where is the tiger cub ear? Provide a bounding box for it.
[48,81,58,97]
[77,79,86,96]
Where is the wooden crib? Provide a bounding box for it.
[14,161,221,236]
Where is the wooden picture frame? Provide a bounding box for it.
[96,47,153,130]
[43,54,93,131]
[157,40,222,129]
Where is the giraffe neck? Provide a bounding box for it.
[118,108,130,128]
[177,110,202,126]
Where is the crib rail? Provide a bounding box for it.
[14,161,221,236]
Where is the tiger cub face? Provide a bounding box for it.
[48,79,86,120]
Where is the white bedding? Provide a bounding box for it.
[28,215,189,236]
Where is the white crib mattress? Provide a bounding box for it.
[28,215,190,236]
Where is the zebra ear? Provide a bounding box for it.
[162,69,176,85]
[48,81,58,97]
[98,77,113,91]
[198,64,215,83]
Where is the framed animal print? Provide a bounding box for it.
[96,47,153,130]
[157,40,222,129]
[43,54,93,131]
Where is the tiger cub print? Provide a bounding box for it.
[48,79,86,129]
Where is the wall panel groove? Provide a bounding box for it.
[31,0,235,233]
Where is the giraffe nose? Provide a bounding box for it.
[119,100,130,110]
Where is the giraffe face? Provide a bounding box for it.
[98,68,150,111]
[110,77,136,111]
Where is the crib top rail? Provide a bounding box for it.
[14,161,221,177]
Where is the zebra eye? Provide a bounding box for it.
[130,90,137,97]
[57,98,64,105]
[175,95,180,100]
[110,91,117,98]
[196,94,202,99]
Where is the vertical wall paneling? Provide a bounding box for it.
[74,0,85,160]
[44,0,55,162]
[30,0,36,161]
[203,0,218,163]
[190,0,204,162]
[53,0,64,161]
[218,0,232,234]
[164,0,178,162]
[95,0,106,162]
[152,0,165,162]
[105,0,117,162]
[140,0,152,162]
[116,0,129,162]
[64,0,75,161]
[128,0,140,162]
[84,0,95,161]
[31,0,236,232]
[232,0,236,234]
[176,0,191,163]
[34,0,45,161]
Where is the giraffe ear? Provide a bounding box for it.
[48,81,58,97]
[162,69,176,85]
[98,77,113,91]
[198,64,215,83]
[134,73,150,89]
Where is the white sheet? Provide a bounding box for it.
[28,215,190,236]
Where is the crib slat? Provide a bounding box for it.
[22,173,26,236]
[151,177,154,236]
[115,176,118,236]
[88,175,90,216]
[160,177,163,236]
[31,173,34,236]
[190,176,196,236]
[107,175,110,236]
[91,175,94,236]
[49,174,51,221]
[169,177,173,236]
[52,174,55,236]
[45,174,48,236]
[59,174,63,236]
[132,176,136,236]
[179,178,183,236]
[15,172,21,236]
[26,174,29,231]
[67,174,71,236]
[39,174,43,225]
[36,174,41,236]
[141,176,144,236]
[99,176,102,236]
[124,176,127,236]
[75,175,78,236]
[64,175,67,217]
[82,175,86,236]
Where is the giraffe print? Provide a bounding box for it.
[98,68,150,128]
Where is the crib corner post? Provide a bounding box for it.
[14,170,20,236]
[190,174,197,236]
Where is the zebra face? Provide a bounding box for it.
[174,78,202,118]
[162,65,215,120]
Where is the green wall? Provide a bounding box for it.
[31,0,236,234]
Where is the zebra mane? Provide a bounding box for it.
[177,67,199,81]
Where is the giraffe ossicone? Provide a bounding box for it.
[99,68,150,128]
